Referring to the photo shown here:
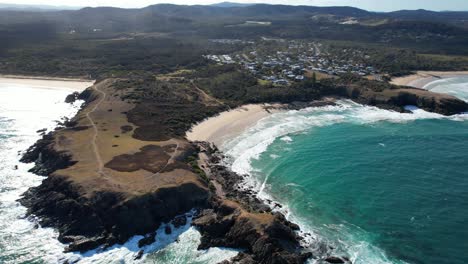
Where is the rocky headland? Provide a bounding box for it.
[19,74,468,264]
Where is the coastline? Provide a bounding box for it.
[0,78,96,262]
[186,104,281,148]
[0,75,95,92]
[189,100,357,263]
[18,78,314,263]
[391,71,468,89]
[186,100,337,148]
[14,75,468,263]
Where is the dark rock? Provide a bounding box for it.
[36,128,47,134]
[138,232,156,248]
[172,215,187,228]
[65,92,80,104]
[164,225,172,235]
[65,236,106,253]
[325,256,345,263]
[134,250,144,260]
[20,132,76,176]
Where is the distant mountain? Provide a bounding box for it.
[0,3,80,11]
[0,3,467,33]
[210,2,255,8]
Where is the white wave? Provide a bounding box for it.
[423,76,468,102]
[0,83,239,264]
[0,85,84,264]
[73,211,239,264]
[269,154,281,159]
[221,100,468,264]
[224,100,467,186]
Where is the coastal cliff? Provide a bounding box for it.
[19,79,212,252]
[19,77,314,263]
[19,75,468,263]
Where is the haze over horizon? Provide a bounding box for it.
[0,0,468,12]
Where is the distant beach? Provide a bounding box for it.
[391,71,468,88]
[0,75,94,92]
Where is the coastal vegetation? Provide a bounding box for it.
[2,3,468,264]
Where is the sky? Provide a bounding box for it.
[1,0,468,11]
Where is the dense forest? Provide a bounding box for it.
[0,4,467,78]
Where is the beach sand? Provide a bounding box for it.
[186,104,279,148]
[0,75,94,92]
[391,71,468,88]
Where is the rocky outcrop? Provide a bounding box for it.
[65,92,80,103]
[386,89,468,115]
[20,132,76,176]
[191,142,313,263]
[348,86,468,116]
[194,199,311,264]
[19,84,211,253]
[20,172,209,252]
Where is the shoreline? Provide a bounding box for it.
[15,75,468,263]
[391,71,468,89]
[186,104,282,148]
[19,79,315,263]
[0,75,95,92]
[187,100,337,148]
[191,100,350,263]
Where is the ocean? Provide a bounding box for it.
[1,76,467,264]
[0,81,237,263]
[222,76,468,264]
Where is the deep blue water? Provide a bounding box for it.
[224,77,468,264]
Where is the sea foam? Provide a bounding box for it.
[221,100,468,264]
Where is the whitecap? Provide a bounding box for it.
[269,154,281,159]
[221,100,455,264]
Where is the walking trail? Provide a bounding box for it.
[85,85,107,176]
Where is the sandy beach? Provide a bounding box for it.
[186,104,280,148]
[391,71,468,88]
[0,75,94,92]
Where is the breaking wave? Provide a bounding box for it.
[221,99,468,264]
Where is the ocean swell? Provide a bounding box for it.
[221,100,468,264]
[224,100,467,189]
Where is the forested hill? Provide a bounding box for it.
[1,4,468,27]
[1,3,468,78]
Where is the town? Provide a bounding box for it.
[205,39,380,85]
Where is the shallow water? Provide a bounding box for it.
[0,82,238,263]
[222,77,468,264]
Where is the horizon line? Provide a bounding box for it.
[0,2,467,13]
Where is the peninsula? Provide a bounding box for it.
[19,70,468,263]
[1,2,467,263]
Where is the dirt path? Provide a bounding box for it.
[191,81,224,106]
[152,142,180,176]
[85,85,107,176]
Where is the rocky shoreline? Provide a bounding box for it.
[18,126,317,264]
[19,129,210,254]
[18,83,317,263]
[17,77,468,264]
[192,141,358,264]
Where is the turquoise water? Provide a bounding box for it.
[223,77,468,264]
[1,77,467,264]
